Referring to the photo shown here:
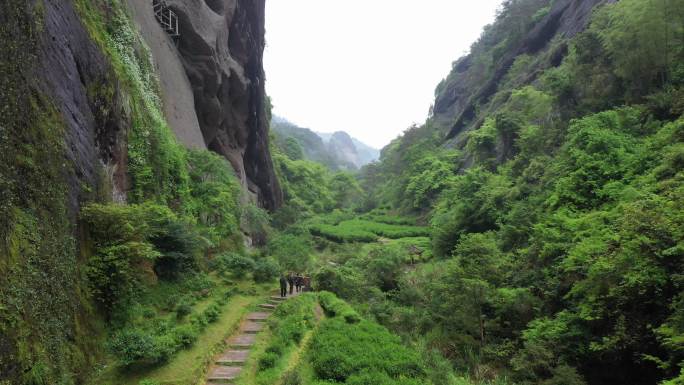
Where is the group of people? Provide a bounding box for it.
[279,273,310,297]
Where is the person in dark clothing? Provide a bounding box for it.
[287,273,295,295]
[302,276,311,292]
[279,275,288,297]
[295,275,303,292]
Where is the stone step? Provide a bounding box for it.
[228,334,256,348]
[216,350,249,365]
[247,312,270,322]
[241,321,263,334]
[259,303,276,310]
[270,295,287,301]
[207,366,242,383]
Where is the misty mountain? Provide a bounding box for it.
[271,116,379,170]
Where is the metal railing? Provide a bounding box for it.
[153,0,180,37]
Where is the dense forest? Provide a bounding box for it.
[1,0,683,385]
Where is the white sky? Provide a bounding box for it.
[264,0,503,149]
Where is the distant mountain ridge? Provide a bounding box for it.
[271,116,379,170]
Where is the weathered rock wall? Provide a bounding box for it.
[39,0,130,215]
[125,0,207,150]
[0,1,127,383]
[161,0,282,210]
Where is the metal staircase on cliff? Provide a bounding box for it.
[153,0,180,38]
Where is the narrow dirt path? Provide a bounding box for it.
[204,292,300,385]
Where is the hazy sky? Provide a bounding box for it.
[264,0,503,149]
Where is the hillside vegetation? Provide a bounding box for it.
[265,1,684,385]
[1,0,683,385]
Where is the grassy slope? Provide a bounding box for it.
[89,281,274,385]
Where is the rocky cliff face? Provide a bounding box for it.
[327,131,360,169]
[0,1,127,382]
[121,0,282,209]
[22,0,284,211]
[125,0,206,150]
[39,0,131,214]
[163,0,282,210]
[433,0,614,145]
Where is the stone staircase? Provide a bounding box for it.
[205,293,296,384]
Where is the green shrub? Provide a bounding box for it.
[309,318,426,383]
[153,334,177,363]
[203,303,221,323]
[265,342,285,355]
[82,203,210,315]
[360,214,416,226]
[86,242,160,315]
[312,266,367,300]
[277,320,306,343]
[386,237,433,262]
[257,295,317,375]
[175,300,192,319]
[149,220,202,279]
[318,291,361,323]
[258,351,279,370]
[172,324,198,348]
[268,233,313,272]
[186,149,242,249]
[141,307,156,319]
[190,313,209,328]
[223,287,238,298]
[309,224,377,243]
[270,295,316,342]
[187,274,214,293]
[108,329,161,367]
[346,370,425,385]
[253,257,280,283]
[215,253,256,278]
[283,370,303,385]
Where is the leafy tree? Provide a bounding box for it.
[406,153,459,209]
[548,108,641,209]
[273,153,335,213]
[362,245,408,292]
[253,257,280,283]
[592,0,684,98]
[214,253,255,278]
[431,169,513,257]
[282,137,305,160]
[186,150,241,250]
[328,172,364,209]
[268,233,313,273]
